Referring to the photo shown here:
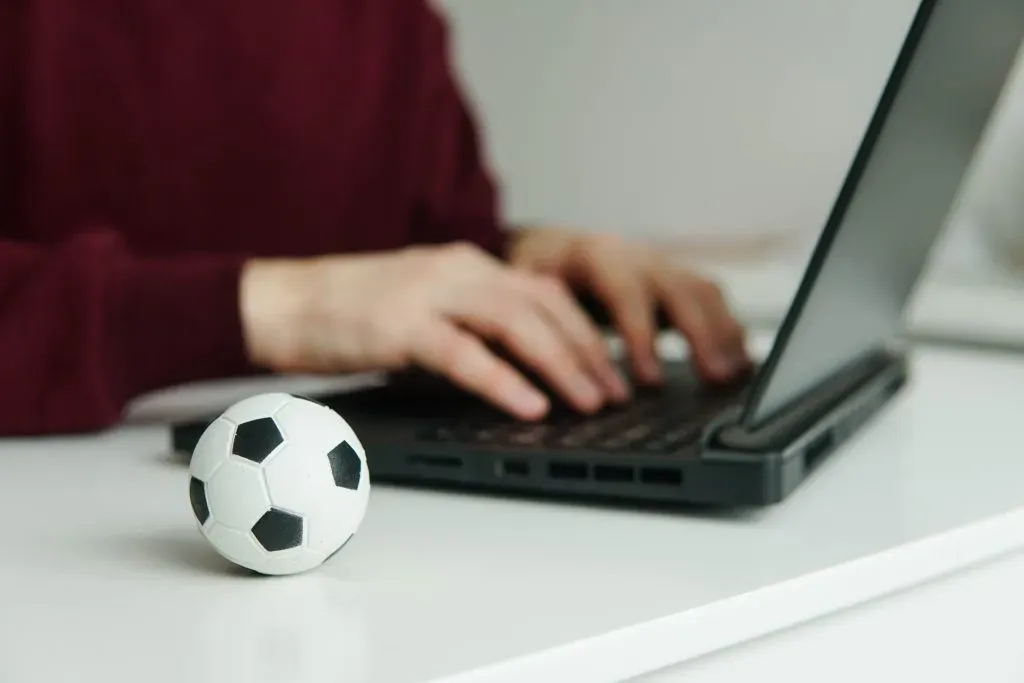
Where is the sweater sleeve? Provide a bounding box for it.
[0,227,258,435]
[405,0,511,260]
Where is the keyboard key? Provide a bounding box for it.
[642,425,701,453]
[470,428,500,443]
[596,424,655,451]
[421,425,460,442]
[504,425,550,446]
[621,423,656,442]
[597,436,631,450]
[555,434,589,448]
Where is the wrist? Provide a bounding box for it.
[239,257,319,371]
[501,225,530,264]
[505,226,576,272]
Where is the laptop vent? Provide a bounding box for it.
[594,465,634,483]
[402,455,684,490]
[406,454,464,469]
[548,461,588,480]
[498,459,683,488]
[500,459,530,477]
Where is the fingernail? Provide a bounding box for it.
[710,355,734,377]
[604,368,630,402]
[640,357,661,383]
[516,388,549,418]
[572,375,603,410]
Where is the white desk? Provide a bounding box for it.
[635,548,1024,682]
[3,336,1024,683]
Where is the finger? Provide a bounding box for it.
[410,318,550,420]
[463,294,606,414]
[519,275,630,402]
[690,278,750,369]
[586,267,661,384]
[658,274,748,381]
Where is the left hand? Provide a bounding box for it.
[508,228,751,385]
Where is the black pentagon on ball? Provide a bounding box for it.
[231,417,284,463]
[189,476,210,525]
[252,508,304,552]
[326,440,361,490]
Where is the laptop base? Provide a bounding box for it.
[171,350,907,507]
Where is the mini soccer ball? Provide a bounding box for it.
[188,392,370,576]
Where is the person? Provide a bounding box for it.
[0,0,750,436]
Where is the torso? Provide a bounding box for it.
[2,0,423,257]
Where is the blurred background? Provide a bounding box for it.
[439,0,1024,347]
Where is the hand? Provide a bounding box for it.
[239,242,630,420]
[508,228,751,384]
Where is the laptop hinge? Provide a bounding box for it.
[710,347,902,452]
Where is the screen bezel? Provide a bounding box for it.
[739,0,940,429]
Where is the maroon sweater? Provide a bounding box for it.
[0,0,507,435]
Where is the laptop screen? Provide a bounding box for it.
[743,0,1024,427]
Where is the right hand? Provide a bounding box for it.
[239,242,630,420]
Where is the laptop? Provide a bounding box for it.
[173,0,1024,506]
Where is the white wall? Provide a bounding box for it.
[441,0,1024,275]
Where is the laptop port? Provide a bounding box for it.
[406,454,463,469]
[548,461,588,480]
[594,465,634,483]
[639,467,683,486]
[500,459,530,477]
[803,430,835,472]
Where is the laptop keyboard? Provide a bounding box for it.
[418,381,747,454]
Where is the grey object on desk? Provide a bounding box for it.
[173,0,1024,507]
